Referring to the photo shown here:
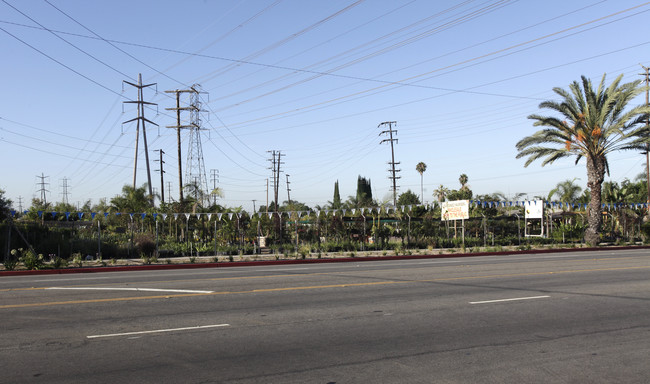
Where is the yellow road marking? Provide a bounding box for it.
[1,264,648,310]
[1,254,643,293]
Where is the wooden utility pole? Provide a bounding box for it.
[286,174,291,204]
[155,149,165,205]
[641,65,650,218]
[379,121,400,207]
[165,88,197,204]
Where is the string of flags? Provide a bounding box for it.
[9,200,648,222]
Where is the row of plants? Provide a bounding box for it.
[3,206,649,270]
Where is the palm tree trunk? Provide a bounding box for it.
[420,174,424,204]
[585,155,606,245]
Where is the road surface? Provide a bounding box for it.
[1,249,649,383]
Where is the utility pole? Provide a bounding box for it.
[252,199,257,213]
[641,65,650,218]
[286,174,291,205]
[60,177,70,205]
[36,173,49,205]
[268,150,283,212]
[166,85,208,206]
[123,73,158,202]
[165,88,194,204]
[166,181,173,204]
[379,121,400,207]
[17,196,23,213]
[154,149,165,206]
[210,169,219,206]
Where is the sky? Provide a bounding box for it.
[1,0,650,213]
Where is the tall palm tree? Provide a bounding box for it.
[415,162,427,203]
[459,174,469,190]
[516,74,649,245]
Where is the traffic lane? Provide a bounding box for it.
[2,251,648,311]
[4,272,649,384]
[1,248,648,290]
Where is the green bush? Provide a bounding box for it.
[3,257,18,271]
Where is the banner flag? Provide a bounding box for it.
[51,212,57,219]
[341,209,347,216]
[360,208,365,215]
[91,212,97,219]
[207,213,212,221]
[215,213,222,221]
[183,213,191,221]
[104,212,110,218]
[162,214,168,221]
[141,213,147,220]
[228,213,234,220]
[78,212,84,219]
[37,211,43,218]
[10,210,15,217]
[351,208,356,215]
[153,213,158,220]
[267,212,273,219]
[64,212,70,220]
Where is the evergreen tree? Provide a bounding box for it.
[332,180,342,209]
[356,176,373,206]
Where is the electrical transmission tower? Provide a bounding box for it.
[123,73,158,202]
[210,169,219,206]
[166,84,208,204]
[60,177,71,205]
[36,173,50,205]
[379,121,400,207]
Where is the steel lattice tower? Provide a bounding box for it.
[185,85,209,204]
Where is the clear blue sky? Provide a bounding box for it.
[1,0,649,212]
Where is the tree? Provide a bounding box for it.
[415,162,427,203]
[516,74,650,245]
[356,176,373,207]
[459,173,469,191]
[397,190,421,206]
[548,178,583,204]
[0,189,12,221]
[433,185,450,204]
[110,184,153,213]
[331,180,342,209]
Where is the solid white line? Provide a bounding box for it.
[87,324,230,339]
[46,287,214,294]
[469,295,550,304]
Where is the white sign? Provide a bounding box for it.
[441,200,469,221]
[525,200,544,219]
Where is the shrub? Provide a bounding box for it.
[3,258,18,271]
[16,248,45,270]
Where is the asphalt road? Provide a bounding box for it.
[1,249,650,383]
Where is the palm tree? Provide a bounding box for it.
[459,174,469,191]
[548,178,583,204]
[110,184,153,213]
[433,184,450,204]
[416,162,427,204]
[516,74,649,245]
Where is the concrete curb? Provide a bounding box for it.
[2,245,649,277]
